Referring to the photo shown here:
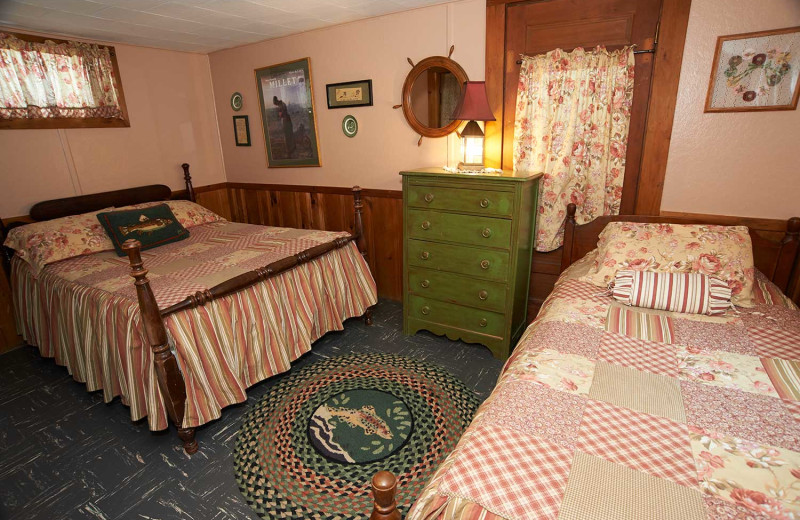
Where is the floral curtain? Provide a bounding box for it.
[0,32,123,120]
[514,46,635,252]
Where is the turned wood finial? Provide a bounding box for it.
[566,203,577,223]
[181,163,196,203]
[370,471,401,520]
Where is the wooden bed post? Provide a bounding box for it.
[353,186,374,325]
[370,471,401,520]
[181,163,196,203]
[560,203,578,272]
[122,239,198,455]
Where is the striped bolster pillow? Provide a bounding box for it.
[611,270,732,315]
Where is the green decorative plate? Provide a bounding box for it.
[342,115,358,138]
[231,92,243,111]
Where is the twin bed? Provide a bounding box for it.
[375,205,800,520]
[2,167,377,453]
[5,175,800,520]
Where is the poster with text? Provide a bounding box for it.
[255,58,321,167]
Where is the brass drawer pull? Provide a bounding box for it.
[421,306,431,315]
[478,290,488,300]
[420,279,430,288]
[480,198,490,208]
[424,193,435,203]
[480,259,490,269]
[481,227,492,238]
[420,251,430,260]
[421,220,431,230]
[479,318,488,327]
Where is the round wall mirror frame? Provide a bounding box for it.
[401,55,469,139]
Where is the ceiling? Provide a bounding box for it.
[0,0,453,53]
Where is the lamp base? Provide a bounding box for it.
[457,161,485,170]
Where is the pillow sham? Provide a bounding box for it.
[582,222,755,307]
[611,270,732,315]
[3,209,115,274]
[122,200,225,229]
[97,204,189,256]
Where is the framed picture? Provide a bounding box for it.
[255,57,321,167]
[233,115,250,146]
[705,26,800,112]
[326,79,373,109]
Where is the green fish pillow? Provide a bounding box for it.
[98,204,189,256]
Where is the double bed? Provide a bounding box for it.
[3,166,377,453]
[371,205,800,520]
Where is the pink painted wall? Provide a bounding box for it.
[207,0,485,191]
[661,0,800,219]
[0,33,226,218]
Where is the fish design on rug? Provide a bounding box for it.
[120,215,174,236]
[318,404,394,440]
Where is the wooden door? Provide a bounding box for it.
[502,0,661,214]
[484,0,693,319]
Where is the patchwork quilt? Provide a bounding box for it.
[408,253,800,520]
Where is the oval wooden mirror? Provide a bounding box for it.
[400,49,468,141]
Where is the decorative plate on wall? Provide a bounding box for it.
[230,92,243,111]
[342,115,358,138]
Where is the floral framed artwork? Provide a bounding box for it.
[705,26,800,113]
[254,57,321,167]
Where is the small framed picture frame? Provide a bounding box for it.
[705,26,800,113]
[233,115,251,146]
[326,79,373,109]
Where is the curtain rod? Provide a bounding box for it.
[515,47,655,65]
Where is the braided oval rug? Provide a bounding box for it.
[234,353,479,519]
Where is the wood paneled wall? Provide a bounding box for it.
[2,183,796,357]
[223,183,404,301]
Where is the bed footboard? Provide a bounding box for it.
[123,239,198,454]
[123,185,373,454]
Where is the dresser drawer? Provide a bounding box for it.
[408,267,508,312]
[408,295,505,338]
[407,209,512,249]
[407,240,509,282]
[407,184,514,217]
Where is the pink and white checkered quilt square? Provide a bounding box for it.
[439,424,573,520]
[576,399,697,487]
[597,332,678,377]
[748,327,800,360]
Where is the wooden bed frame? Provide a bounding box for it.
[366,204,800,520]
[2,164,373,454]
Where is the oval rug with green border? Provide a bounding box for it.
[233,353,480,519]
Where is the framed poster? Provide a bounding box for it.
[255,57,321,167]
[326,79,373,109]
[705,26,800,112]
[233,115,250,146]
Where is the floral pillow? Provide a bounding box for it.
[581,222,756,307]
[122,200,225,229]
[4,209,115,274]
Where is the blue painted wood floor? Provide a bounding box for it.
[0,300,503,520]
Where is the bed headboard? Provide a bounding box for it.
[0,164,197,276]
[26,163,196,222]
[560,203,800,297]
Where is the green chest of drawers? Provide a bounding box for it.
[401,167,541,360]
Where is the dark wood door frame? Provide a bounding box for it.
[484,0,692,216]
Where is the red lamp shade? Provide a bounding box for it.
[451,81,496,122]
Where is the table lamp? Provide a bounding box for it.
[451,81,496,169]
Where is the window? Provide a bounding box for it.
[0,32,129,129]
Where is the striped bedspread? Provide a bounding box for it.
[408,253,800,520]
[12,221,377,431]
